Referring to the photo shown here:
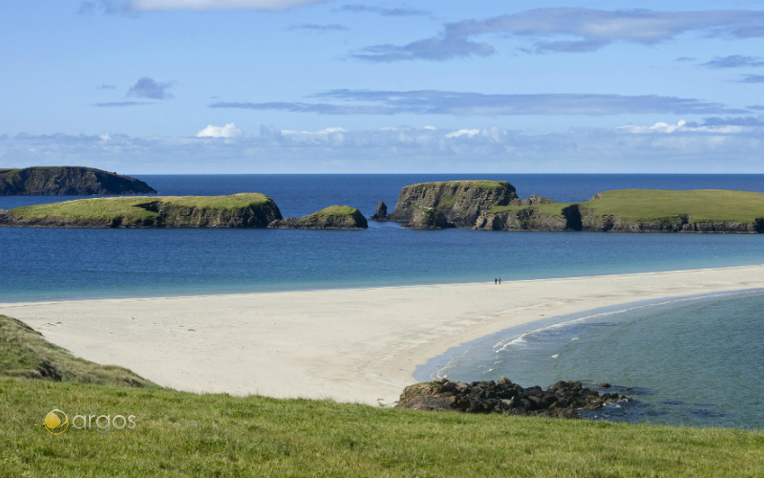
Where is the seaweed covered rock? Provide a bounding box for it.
[397,378,631,419]
[0,167,156,196]
[387,180,519,228]
[268,205,368,230]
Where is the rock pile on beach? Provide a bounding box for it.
[396,377,632,419]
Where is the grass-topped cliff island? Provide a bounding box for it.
[0,195,372,230]
[0,166,156,195]
[372,180,764,233]
[0,193,283,228]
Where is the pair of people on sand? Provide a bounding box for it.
[494,278,501,285]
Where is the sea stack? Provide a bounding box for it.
[369,201,388,221]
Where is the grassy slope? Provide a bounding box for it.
[0,168,20,180]
[8,193,271,221]
[308,205,359,218]
[3,378,764,477]
[2,314,764,477]
[582,189,764,223]
[0,315,155,387]
[487,189,764,223]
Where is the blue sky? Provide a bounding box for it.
[1,0,764,173]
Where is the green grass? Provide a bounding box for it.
[2,314,764,477]
[0,315,154,387]
[409,180,508,190]
[3,378,764,477]
[0,168,20,180]
[309,205,359,218]
[581,189,764,223]
[8,193,271,222]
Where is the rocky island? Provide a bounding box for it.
[0,193,282,228]
[0,166,156,195]
[375,180,764,233]
[268,205,368,229]
[382,180,521,229]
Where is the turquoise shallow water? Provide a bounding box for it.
[418,290,764,429]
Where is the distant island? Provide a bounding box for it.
[0,166,156,196]
[372,180,764,233]
[0,195,369,230]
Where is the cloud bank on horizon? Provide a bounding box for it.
[2,1,764,173]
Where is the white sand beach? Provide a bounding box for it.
[2,265,764,406]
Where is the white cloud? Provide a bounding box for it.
[5,123,764,173]
[445,129,480,138]
[128,0,324,11]
[616,120,744,134]
[196,123,243,138]
[281,127,347,135]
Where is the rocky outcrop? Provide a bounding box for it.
[402,207,451,230]
[474,201,569,232]
[0,167,156,195]
[0,193,282,228]
[387,181,519,228]
[397,378,631,419]
[268,205,368,230]
[369,201,388,221]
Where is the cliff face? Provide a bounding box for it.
[267,205,368,230]
[475,204,764,233]
[0,167,156,196]
[387,181,519,228]
[474,208,568,232]
[0,194,282,228]
[402,207,451,230]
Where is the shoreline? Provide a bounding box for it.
[2,264,764,406]
[414,287,764,383]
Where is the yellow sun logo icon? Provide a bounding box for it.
[44,410,69,435]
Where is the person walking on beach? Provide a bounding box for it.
[499,278,501,284]
[494,278,497,285]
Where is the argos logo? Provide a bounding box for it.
[44,410,137,434]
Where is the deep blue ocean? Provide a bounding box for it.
[2,174,763,428]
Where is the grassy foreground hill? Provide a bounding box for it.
[0,193,282,228]
[2,314,764,477]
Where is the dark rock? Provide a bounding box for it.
[369,201,388,221]
[402,207,450,230]
[0,166,156,195]
[599,382,611,388]
[396,378,632,419]
[387,180,518,228]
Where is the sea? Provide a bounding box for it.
[2,174,763,429]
